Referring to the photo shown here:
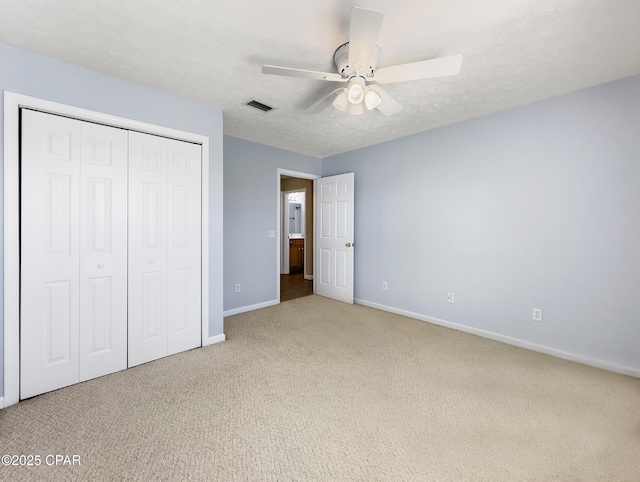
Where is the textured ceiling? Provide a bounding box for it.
[1,0,639,158]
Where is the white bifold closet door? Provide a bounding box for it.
[128,131,202,367]
[21,111,202,399]
[21,110,128,399]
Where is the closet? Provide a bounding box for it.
[20,110,202,399]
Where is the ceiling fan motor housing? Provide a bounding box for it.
[334,42,380,79]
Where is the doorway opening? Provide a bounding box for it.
[277,170,319,303]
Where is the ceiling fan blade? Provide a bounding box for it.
[372,54,463,84]
[304,88,345,114]
[348,7,384,73]
[368,85,402,116]
[262,65,347,83]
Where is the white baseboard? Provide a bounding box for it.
[355,298,640,379]
[203,334,226,346]
[0,397,4,409]
[224,299,279,317]
[304,274,314,280]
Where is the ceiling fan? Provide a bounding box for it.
[262,6,463,116]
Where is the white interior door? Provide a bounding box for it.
[20,110,128,398]
[128,133,202,366]
[12,98,208,403]
[79,121,128,381]
[167,139,202,355]
[21,110,82,398]
[128,131,170,366]
[315,173,355,304]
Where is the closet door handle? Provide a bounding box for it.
[149,260,155,265]
[97,263,104,269]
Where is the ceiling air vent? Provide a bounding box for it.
[245,100,273,112]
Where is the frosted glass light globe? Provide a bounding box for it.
[364,89,382,110]
[347,83,364,104]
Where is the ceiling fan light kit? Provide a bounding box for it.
[331,82,382,114]
[332,89,349,112]
[347,80,365,104]
[262,6,462,117]
[349,101,364,116]
[364,89,382,110]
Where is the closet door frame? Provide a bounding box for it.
[3,92,213,408]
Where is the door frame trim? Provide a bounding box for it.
[3,91,211,407]
[276,169,320,304]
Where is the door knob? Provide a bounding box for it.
[345,243,352,247]
[149,260,155,264]
[97,263,104,269]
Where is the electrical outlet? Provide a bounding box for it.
[532,308,543,322]
[447,292,455,303]
[268,230,275,238]
[382,282,388,290]
[235,284,241,293]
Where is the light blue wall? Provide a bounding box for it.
[3,42,639,400]
[0,43,225,397]
[322,74,640,374]
[223,136,321,311]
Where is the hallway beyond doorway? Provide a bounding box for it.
[280,273,313,302]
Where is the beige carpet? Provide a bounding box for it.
[1,295,639,481]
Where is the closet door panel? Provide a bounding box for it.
[20,110,81,399]
[20,108,205,398]
[167,140,202,354]
[128,131,169,367]
[79,122,128,381]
